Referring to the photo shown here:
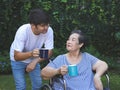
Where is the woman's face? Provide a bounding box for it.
[66,33,81,52]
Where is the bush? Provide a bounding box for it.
[84,45,120,72]
[0,0,120,57]
[0,51,11,74]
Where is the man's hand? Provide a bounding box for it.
[31,48,39,57]
[26,58,40,72]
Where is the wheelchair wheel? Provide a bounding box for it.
[40,83,52,90]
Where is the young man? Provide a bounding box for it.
[10,8,54,90]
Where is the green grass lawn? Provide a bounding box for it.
[0,74,31,90]
[102,72,120,90]
[0,72,120,90]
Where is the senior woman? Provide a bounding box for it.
[41,30,108,90]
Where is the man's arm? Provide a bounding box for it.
[14,48,40,61]
[14,49,53,61]
[48,49,53,59]
[14,50,33,61]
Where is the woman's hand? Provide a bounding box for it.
[58,65,68,75]
[94,74,103,90]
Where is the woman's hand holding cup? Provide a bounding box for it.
[58,65,68,75]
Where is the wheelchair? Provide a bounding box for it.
[40,58,110,90]
[40,72,110,90]
[40,74,66,90]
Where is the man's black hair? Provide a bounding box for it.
[29,8,50,25]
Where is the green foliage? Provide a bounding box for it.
[0,0,120,57]
[84,44,120,71]
[84,45,101,58]
[53,48,67,57]
[115,32,120,41]
[0,51,11,74]
[0,0,120,73]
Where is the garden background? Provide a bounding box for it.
[0,0,120,90]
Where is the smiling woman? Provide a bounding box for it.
[41,30,108,90]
